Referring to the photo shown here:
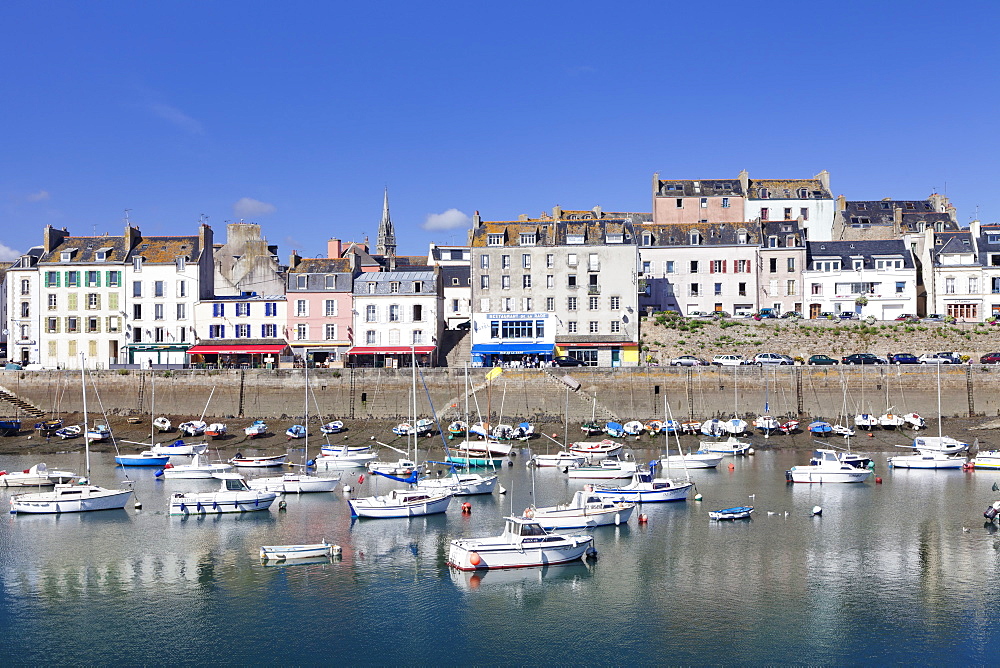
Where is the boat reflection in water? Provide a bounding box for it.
[449,559,594,591]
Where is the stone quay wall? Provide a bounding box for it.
[2,365,998,424]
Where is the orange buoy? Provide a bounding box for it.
[868,432,874,438]
[469,551,481,566]
[462,502,472,514]
[875,476,882,484]
[638,513,648,524]
[358,474,365,484]
[728,463,735,472]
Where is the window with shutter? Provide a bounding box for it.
[48,341,57,357]
[109,293,118,310]
[68,294,78,310]
[89,341,97,357]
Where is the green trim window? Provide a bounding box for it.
[85,270,101,287]
[66,271,80,287]
[107,271,121,287]
[44,271,60,287]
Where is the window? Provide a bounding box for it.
[67,316,79,333]
[133,281,142,298]
[769,258,777,273]
[589,296,599,310]
[610,320,621,333]
[86,293,99,310]
[738,282,747,296]
[690,261,699,273]
[66,271,79,288]
[452,299,459,313]
[588,253,599,271]
[177,303,187,320]
[153,326,164,343]
[175,256,186,271]
[154,303,164,320]
[413,304,424,322]
[606,232,623,244]
[325,300,337,317]
[567,253,578,267]
[522,274,532,288]
[365,330,376,345]
[262,323,277,338]
[546,254,554,268]
[488,233,504,246]
[642,233,652,246]
[989,234,1000,245]
[689,231,701,245]
[389,282,400,294]
[412,330,424,344]
[787,258,795,272]
[212,303,224,317]
[46,317,58,333]
[896,281,906,294]
[522,254,531,269]
[722,197,730,208]
[413,281,422,293]
[133,257,143,272]
[236,324,251,338]
[689,283,700,296]
[641,261,651,275]
[587,321,599,333]
[666,261,675,274]
[296,275,308,289]
[970,277,979,294]
[236,302,250,317]
[811,283,823,295]
[109,317,121,333]
[524,297,533,311]
[501,275,511,289]
[325,324,337,340]
[546,297,555,311]
[714,283,722,296]
[675,198,683,208]
[296,324,307,340]
[502,297,513,312]
[154,280,164,297]
[209,324,225,338]
[176,279,185,296]
[568,321,578,333]
[368,282,377,294]
[133,304,142,320]
[784,208,792,220]
[501,255,511,269]
[568,274,577,288]
[520,233,536,246]
[325,275,336,289]
[546,275,554,289]
[610,296,620,310]
[567,234,585,244]
[366,305,377,322]
[296,300,308,317]
[480,275,490,289]
[711,260,724,273]
[700,197,708,208]
[389,305,400,322]
[875,259,903,270]
[568,297,578,311]
[43,271,58,287]
[480,255,490,269]
[852,259,863,271]
[760,208,769,221]
[947,303,978,321]
[787,280,796,296]
[800,208,809,220]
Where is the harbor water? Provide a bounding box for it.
[2,446,1000,665]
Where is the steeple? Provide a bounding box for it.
[376,188,396,257]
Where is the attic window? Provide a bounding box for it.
[132,256,143,272]
[905,202,915,209]
[140,244,149,250]
[487,233,504,246]
[60,249,77,262]
[880,202,891,210]
[936,238,943,246]
[798,188,809,198]
[452,277,459,286]
[987,234,1000,244]
[641,233,652,246]
[175,256,186,271]
[963,239,970,245]
[367,282,376,294]
[856,203,867,210]
[737,230,748,244]
[519,233,537,246]
[606,233,623,244]
[759,188,769,199]
[567,234,585,244]
[689,231,701,245]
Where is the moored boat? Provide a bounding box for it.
[779,420,800,434]
[86,424,110,442]
[581,422,603,436]
[205,423,227,439]
[244,420,268,438]
[260,541,341,561]
[34,419,63,436]
[10,483,133,514]
[854,413,879,430]
[286,425,306,439]
[526,489,635,529]
[680,420,702,435]
[808,421,833,436]
[623,421,644,436]
[415,418,435,436]
[530,451,586,468]
[168,474,277,515]
[115,451,172,467]
[248,471,340,493]
[348,487,453,519]
[0,417,22,436]
[888,450,965,469]
[153,416,172,433]
[644,420,663,435]
[723,418,749,435]
[151,439,208,456]
[709,506,754,520]
[786,449,873,483]
[879,413,906,429]
[416,462,498,496]
[230,453,287,468]
[447,420,467,435]
[568,439,623,459]
[0,463,78,487]
[567,457,638,480]
[447,516,595,571]
[55,425,82,439]
[157,454,233,479]
[512,422,534,440]
[320,420,345,434]
[604,422,625,438]
[911,435,968,455]
[661,451,725,469]
[698,436,751,455]
[592,463,694,503]
[179,420,207,437]
[701,419,725,437]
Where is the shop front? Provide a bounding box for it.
[126,343,190,367]
[554,337,639,367]
[185,342,290,369]
[469,343,553,368]
[345,345,436,368]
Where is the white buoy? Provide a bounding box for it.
[498,486,507,494]
[812,505,822,516]
[748,448,755,455]
[694,493,703,501]
[343,485,352,495]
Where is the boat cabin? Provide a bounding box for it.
[218,475,252,492]
[504,517,548,537]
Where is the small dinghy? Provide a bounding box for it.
[581,422,603,436]
[680,421,702,435]
[623,421,644,436]
[709,506,754,520]
[469,422,490,438]
[229,453,287,468]
[34,419,63,436]
[151,439,208,456]
[779,420,800,434]
[569,439,624,459]
[320,420,345,434]
[415,419,435,436]
[701,419,725,437]
[531,451,586,468]
[55,425,82,440]
[205,423,227,439]
[115,451,171,467]
[492,424,514,440]
[854,414,879,430]
[512,422,534,440]
[903,413,926,429]
[644,420,663,435]
[260,541,341,562]
[179,420,207,437]
[245,420,268,438]
[392,423,414,436]
[153,417,172,433]
[723,418,749,436]
[808,421,833,436]
[447,421,467,435]
[604,422,625,438]
[286,425,306,439]
[86,424,111,442]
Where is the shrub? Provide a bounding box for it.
[116,369,130,375]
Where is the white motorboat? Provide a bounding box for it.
[681,421,702,435]
[753,415,779,434]
[832,424,856,437]
[10,483,133,514]
[469,421,490,438]
[86,424,111,442]
[622,421,644,436]
[512,422,534,440]
[661,451,725,469]
[888,450,965,469]
[903,413,926,429]
[447,516,595,571]
[248,471,340,493]
[348,488,453,519]
[416,463,498,496]
[645,420,664,435]
[245,420,268,438]
[492,423,514,440]
[151,439,208,456]
[526,489,635,529]
[698,436,751,455]
[415,418,434,436]
[451,439,514,457]
[0,463,78,487]
[157,454,233,479]
[367,459,421,475]
[568,439,623,459]
[592,465,694,503]
[969,451,1000,470]
[153,417,172,433]
[179,420,207,437]
[320,444,372,456]
[879,413,906,429]
[314,451,378,470]
[910,435,969,455]
[230,453,287,468]
[447,420,467,435]
[260,541,341,561]
[205,423,227,439]
[709,506,754,520]
[531,451,586,468]
[701,419,726,437]
[723,418,749,435]
[320,421,345,434]
[566,457,638,480]
[286,425,306,439]
[854,414,879,430]
[169,474,277,515]
[786,449,873,483]
[55,425,82,439]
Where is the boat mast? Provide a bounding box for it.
[937,361,942,441]
[81,352,89,477]
[304,349,309,465]
[150,370,155,447]
[412,345,418,466]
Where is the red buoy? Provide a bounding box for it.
[461,502,472,514]
[638,513,648,524]
[728,463,735,472]
[469,551,481,566]
[875,476,882,484]
[358,474,365,484]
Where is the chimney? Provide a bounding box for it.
[894,207,903,236]
[738,169,749,195]
[198,223,214,256]
[592,205,603,218]
[472,211,482,228]
[327,237,343,259]
[652,172,659,197]
[552,205,562,220]
[836,194,846,211]
[125,224,141,251]
[348,249,358,272]
[289,250,301,269]
[518,214,528,222]
[362,235,369,252]
[43,225,69,252]
[816,170,830,193]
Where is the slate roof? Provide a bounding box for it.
[440,265,470,285]
[840,199,957,232]
[656,179,744,197]
[353,270,437,295]
[470,220,638,248]
[37,235,131,264]
[806,240,915,269]
[747,179,831,200]
[637,222,761,247]
[931,231,975,265]
[127,236,204,263]
[288,258,352,274]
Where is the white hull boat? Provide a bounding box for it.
[593,469,693,503]
[527,490,635,529]
[701,419,725,437]
[661,452,725,469]
[55,425,82,440]
[698,436,751,455]
[832,425,856,437]
[970,451,1000,470]
[452,439,514,457]
[260,541,341,561]
[888,451,965,469]
[569,439,623,459]
[348,488,453,518]
[320,421,345,434]
[153,417,172,433]
[786,449,873,483]
[367,459,420,475]
[531,451,586,468]
[622,421,644,436]
[447,421,467,435]
[492,424,514,440]
[205,423,227,439]
[709,506,754,520]
[0,463,78,487]
[86,424,111,442]
[286,425,306,439]
[158,454,233,479]
[447,516,595,571]
[248,472,340,493]
[855,414,879,430]
[151,439,208,456]
[10,484,133,514]
[169,474,277,515]
[904,413,926,429]
[567,458,638,480]
[245,421,267,438]
[230,453,287,468]
[313,452,378,470]
[179,420,207,437]
[723,418,749,435]
[879,413,906,429]
[753,416,779,434]
[911,435,968,455]
[320,444,372,456]
[416,471,498,496]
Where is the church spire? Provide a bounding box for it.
[376,188,396,257]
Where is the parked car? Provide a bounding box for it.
[894,314,919,322]
[552,356,585,367]
[981,353,1000,364]
[917,352,961,364]
[712,354,747,367]
[922,314,945,323]
[686,311,712,319]
[888,353,920,365]
[780,311,802,319]
[753,353,794,366]
[756,308,777,319]
[839,312,860,320]
[455,321,471,331]
[816,312,838,319]
[807,354,839,366]
[842,353,885,365]
[670,355,707,366]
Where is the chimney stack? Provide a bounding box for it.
[327,237,343,259]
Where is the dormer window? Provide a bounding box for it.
[296,275,307,289]
[567,234,585,244]
[60,249,76,262]
[606,233,623,244]
[487,233,504,246]
[175,256,186,271]
[786,235,796,247]
[367,282,376,294]
[519,233,537,246]
[798,188,809,198]
[132,256,143,272]
[880,202,891,210]
[987,234,1000,244]
[95,250,107,262]
[641,233,652,246]
[759,188,770,199]
[768,236,778,248]
[853,259,864,271]
[389,282,400,293]
[325,275,336,289]
[737,230,748,244]
[689,231,701,246]
[413,281,422,293]
[856,203,867,210]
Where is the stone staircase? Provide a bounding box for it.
[0,387,47,418]
[540,369,619,422]
[437,329,470,368]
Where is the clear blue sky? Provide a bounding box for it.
[2,1,998,260]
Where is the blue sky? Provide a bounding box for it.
[2,1,998,260]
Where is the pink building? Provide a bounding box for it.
[286,241,357,366]
[652,173,747,224]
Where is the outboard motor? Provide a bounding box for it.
[984,501,1000,521]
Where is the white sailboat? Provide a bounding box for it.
[895,363,969,469]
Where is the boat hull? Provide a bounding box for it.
[314,454,377,470]
[446,455,506,468]
[530,504,634,529]
[248,474,339,493]
[593,480,693,503]
[417,474,497,496]
[348,491,452,518]
[260,542,339,561]
[169,490,277,515]
[10,486,132,514]
[660,453,724,469]
[787,467,872,483]
[530,453,586,468]
[448,535,594,571]
[888,454,964,469]
[115,454,171,467]
[709,506,754,520]
[230,455,287,468]
[566,463,638,479]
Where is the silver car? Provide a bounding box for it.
[753,353,794,366]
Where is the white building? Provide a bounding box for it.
[4,248,43,366]
[802,240,918,320]
[188,295,289,368]
[348,270,442,367]
[745,172,835,241]
[428,244,472,330]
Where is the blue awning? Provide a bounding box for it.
[471,344,553,355]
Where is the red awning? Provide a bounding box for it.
[186,344,288,355]
[557,341,637,348]
[346,346,435,355]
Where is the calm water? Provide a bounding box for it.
[2,445,1000,665]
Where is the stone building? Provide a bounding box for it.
[348,269,442,367]
[285,243,357,366]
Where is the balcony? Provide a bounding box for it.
[588,285,601,295]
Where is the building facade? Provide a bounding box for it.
[803,240,918,320]
[348,270,442,367]
[285,248,356,366]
